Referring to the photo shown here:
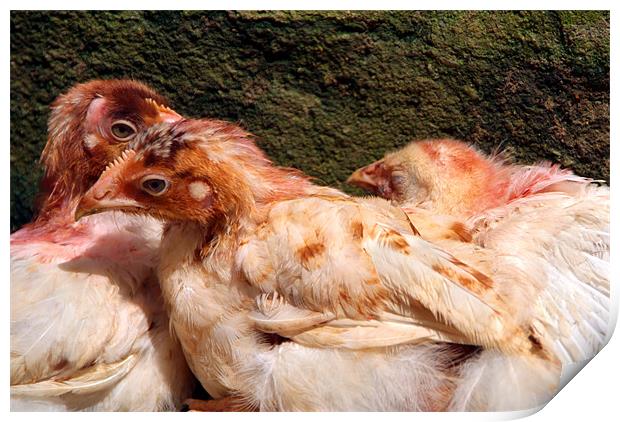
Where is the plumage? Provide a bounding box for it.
[348,138,610,410]
[12,354,138,397]
[75,120,566,411]
[10,80,193,411]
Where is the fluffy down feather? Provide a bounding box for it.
[11,213,194,411]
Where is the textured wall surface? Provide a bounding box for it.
[10,11,609,231]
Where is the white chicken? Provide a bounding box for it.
[348,138,610,410]
[10,80,195,411]
[75,120,570,411]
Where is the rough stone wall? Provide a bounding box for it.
[10,11,609,231]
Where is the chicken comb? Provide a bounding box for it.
[144,97,181,117]
[102,149,137,175]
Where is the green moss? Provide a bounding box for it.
[10,11,609,231]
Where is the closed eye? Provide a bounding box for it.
[390,173,406,188]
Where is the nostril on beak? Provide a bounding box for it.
[94,189,113,201]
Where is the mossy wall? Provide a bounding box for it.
[10,11,610,231]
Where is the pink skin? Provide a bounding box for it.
[84,97,107,132]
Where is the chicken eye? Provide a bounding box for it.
[391,174,405,189]
[140,176,169,196]
[110,120,137,141]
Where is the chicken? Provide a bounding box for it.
[348,139,610,409]
[347,139,594,217]
[10,80,195,411]
[75,120,565,411]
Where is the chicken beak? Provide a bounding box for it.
[75,167,143,222]
[75,195,144,222]
[347,161,383,193]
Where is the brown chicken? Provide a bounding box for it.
[348,138,609,410]
[10,80,194,411]
[75,120,562,411]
